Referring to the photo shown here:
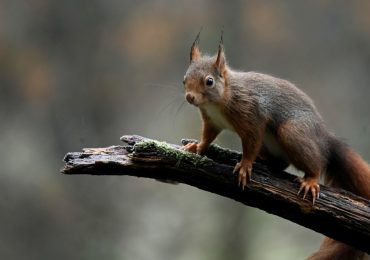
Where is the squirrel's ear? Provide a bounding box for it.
[190,31,201,63]
[214,32,226,77]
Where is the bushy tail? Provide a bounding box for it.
[308,136,370,260]
[326,136,370,199]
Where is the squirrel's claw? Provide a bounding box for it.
[296,177,320,204]
[234,160,252,190]
[183,143,198,153]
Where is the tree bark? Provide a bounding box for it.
[61,135,370,254]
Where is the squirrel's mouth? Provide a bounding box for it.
[187,100,199,107]
[187,102,198,107]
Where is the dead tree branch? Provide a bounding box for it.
[61,135,370,253]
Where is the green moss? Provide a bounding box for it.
[133,140,213,167]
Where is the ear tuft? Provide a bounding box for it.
[190,30,202,63]
[214,31,226,77]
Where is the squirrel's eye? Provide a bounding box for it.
[205,76,214,86]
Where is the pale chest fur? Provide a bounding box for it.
[202,104,288,161]
[202,104,234,130]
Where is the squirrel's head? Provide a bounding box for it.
[183,33,228,107]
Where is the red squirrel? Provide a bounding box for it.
[182,33,370,259]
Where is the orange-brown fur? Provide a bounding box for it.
[183,35,370,259]
[308,238,369,260]
[326,143,370,198]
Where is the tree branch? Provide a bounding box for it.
[61,135,370,253]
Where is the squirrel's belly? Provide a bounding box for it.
[263,131,288,161]
[202,104,234,130]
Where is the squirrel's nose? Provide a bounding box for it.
[186,93,195,104]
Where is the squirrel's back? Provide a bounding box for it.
[227,71,324,126]
[226,71,332,162]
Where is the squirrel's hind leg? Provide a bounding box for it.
[277,121,326,204]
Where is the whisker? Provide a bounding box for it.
[174,99,187,118]
[155,95,184,120]
[145,81,188,127]
[144,83,181,91]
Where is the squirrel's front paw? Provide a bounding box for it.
[296,176,320,204]
[233,160,253,190]
[183,143,198,153]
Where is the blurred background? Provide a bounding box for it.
[1,0,370,259]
